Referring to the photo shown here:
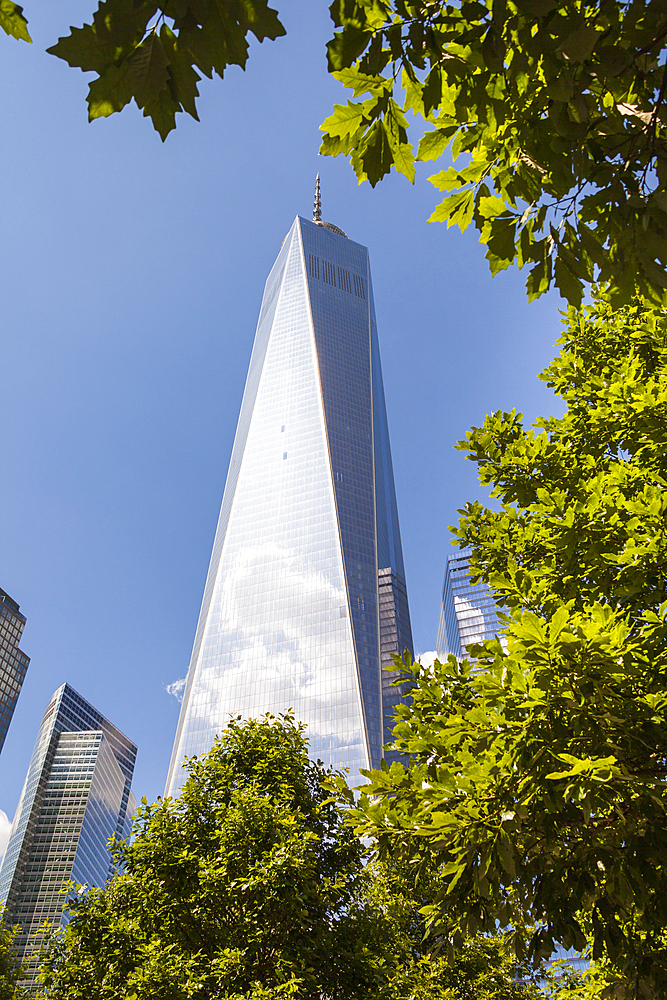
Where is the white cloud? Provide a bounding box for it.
[417,650,438,668]
[166,678,187,702]
[0,810,12,863]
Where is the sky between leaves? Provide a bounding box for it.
[0,0,563,828]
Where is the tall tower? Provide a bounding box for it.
[0,588,30,753]
[0,683,137,987]
[166,191,412,794]
[436,548,501,660]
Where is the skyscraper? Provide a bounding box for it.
[166,187,412,794]
[0,588,30,753]
[0,683,137,987]
[436,548,501,660]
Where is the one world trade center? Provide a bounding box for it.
[166,184,413,794]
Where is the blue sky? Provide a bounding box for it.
[0,0,563,824]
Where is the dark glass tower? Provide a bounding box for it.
[0,683,137,988]
[0,588,30,753]
[166,195,412,794]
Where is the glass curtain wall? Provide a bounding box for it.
[0,588,30,753]
[6,731,127,987]
[167,215,412,793]
[436,548,502,660]
[0,682,137,988]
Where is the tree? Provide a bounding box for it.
[35,712,553,1000]
[37,712,397,999]
[0,916,25,999]
[320,0,667,307]
[342,290,667,999]
[384,930,554,1000]
[2,0,666,306]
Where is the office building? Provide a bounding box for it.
[0,683,136,987]
[166,185,412,794]
[0,588,30,753]
[436,548,501,660]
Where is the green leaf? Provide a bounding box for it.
[333,66,389,98]
[554,255,584,306]
[161,25,200,120]
[126,31,170,109]
[0,0,30,42]
[478,195,507,219]
[549,102,588,140]
[205,0,251,73]
[417,129,451,162]
[386,98,414,182]
[319,131,353,157]
[143,81,180,140]
[546,70,573,103]
[485,218,517,272]
[178,23,214,78]
[525,256,550,300]
[389,134,414,183]
[321,99,370,139]
[429,190,476,230]
[496,832,516,879]
[559,25,600,63]
[481,26,505,74]
[241,0,286,43]
[87,60,134,119]
[327,26,373,73]
[429,166,466,193]
[360,120,394,187]
[92,0,157,50]
[402,69,426,117]
[578,222,606,267]
[47,23,114,73]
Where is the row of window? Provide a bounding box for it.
[307,254,366,299]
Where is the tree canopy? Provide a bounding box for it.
[37,713,392,999]
[321,0,667,306]
[32,713,556,1000]
[342,289,667,998]
[0,916,24,1000]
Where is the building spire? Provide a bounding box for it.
[313,173,322,223]
[310,173,348,238]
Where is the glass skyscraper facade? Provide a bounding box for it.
[0,588,30,753]
[436,548,502,660]
[0,683,136,988]
[166,208,412,794]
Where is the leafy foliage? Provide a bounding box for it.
[320,1,667,306]
[344,292,667,998]
[34,713,553,999]
[36,713,401,999]
[385,929,551,999]
[0,915,25,1000]
[0,1,29,42]
[42,0,286,140]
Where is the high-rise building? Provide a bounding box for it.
[166,187,412,794]
[436,548,501,660]
[0,683,137,988]
[0,588,30,753]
